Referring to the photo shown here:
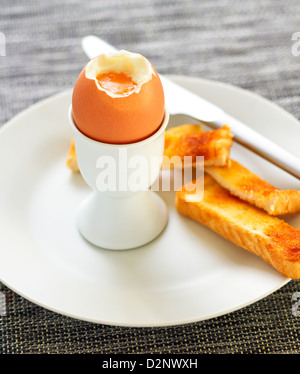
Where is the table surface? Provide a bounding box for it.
[1,0,300,354]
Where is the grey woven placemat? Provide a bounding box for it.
[1,0,300,354]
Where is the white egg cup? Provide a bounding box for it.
[69,106,169,250]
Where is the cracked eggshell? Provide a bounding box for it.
[71,52,165,144]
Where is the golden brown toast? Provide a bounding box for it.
[176,174,300,279]
[66,125,204,172]
[66,139,79,173]
[66,124,233,172]
[163,124,233,168]
[206,159,300,215]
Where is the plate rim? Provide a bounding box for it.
[0,275,290,328]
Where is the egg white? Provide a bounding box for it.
[85,50,156,98]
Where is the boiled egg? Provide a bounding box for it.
[72,50,165,144]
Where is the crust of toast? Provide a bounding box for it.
[176,174,300,279]
[163,124,233,168]
[206,159,300,215]
[66,139,79,173]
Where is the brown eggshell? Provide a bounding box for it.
[72,64,165,144]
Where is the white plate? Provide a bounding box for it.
[1,75,299,327]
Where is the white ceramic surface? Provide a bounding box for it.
[0,75,299,327]
[69,106,169,250]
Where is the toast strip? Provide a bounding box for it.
[176,174,300,279]
[206,159,300,215]
[163,124,233,167]
[66,139,79,173]
[67,124,234,172]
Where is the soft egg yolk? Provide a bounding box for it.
[96,72,137,96]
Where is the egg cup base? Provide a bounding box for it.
[76,190,168,250]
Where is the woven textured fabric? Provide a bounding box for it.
[1,0,300,354]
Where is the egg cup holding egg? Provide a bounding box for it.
[69,50,169,250]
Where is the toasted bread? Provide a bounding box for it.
[163,124,233,168]
[66,139,79,173]
[66,124,233,172]
[206,159,300,215]
[176,174,300,279]
[66,125,205,173]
